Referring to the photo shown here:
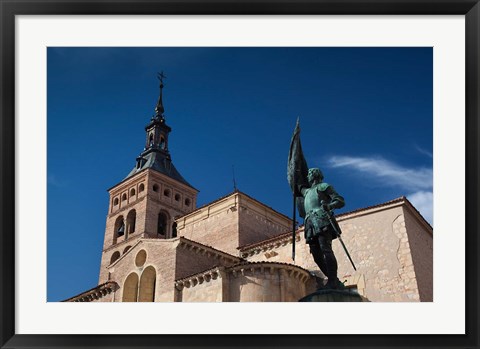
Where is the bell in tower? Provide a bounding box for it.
[143,71,171,156]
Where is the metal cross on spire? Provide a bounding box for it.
[155,71,166,116]
[157,71,166,86]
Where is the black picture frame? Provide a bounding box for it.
[1,1,478,348]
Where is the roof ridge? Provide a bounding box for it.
[178,236,243,261]
[238,230,297,251]
[336,196,406,219]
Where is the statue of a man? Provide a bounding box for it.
[299,168,345,289]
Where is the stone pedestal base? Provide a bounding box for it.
[299,288,363,302]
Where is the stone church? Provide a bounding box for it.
[65,79,433,303]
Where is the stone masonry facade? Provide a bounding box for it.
[98,168,198,284]
[67,191,433,303]
[239,197,432,302]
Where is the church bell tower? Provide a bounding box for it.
[98,73,198,284]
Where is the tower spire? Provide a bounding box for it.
[155,71,166,117]
[125,74,195,191]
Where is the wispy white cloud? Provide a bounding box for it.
[414,144,433,159]
[327,155,432,191]
[407,191,433,225]
[326,155,433,224]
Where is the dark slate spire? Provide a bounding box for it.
[124,74,195,190]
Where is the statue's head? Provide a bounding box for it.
[307,168,324,184]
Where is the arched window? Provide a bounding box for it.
[159,137,165,149]
[121,193,127,201]
[163,189,170,197]
[185,198,191,207]
[126,209,136,235]
[138,266,156,302]
[130,188,136,197]
[153,184,159,192]
[139,183,145,193]
[110,251,120,264]
[123,246,131,254]
[172,222,177,238]
[157,212,169,237]
[113,198,119,206]
[122,273,139,302]
[174,193,180,202]
[113,216,125,244]
[149,133,154,147]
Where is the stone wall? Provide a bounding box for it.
[106,239,178,302]
[175,239,240,280]
[102,174,148,251]
[99,169,198,284]
[83,195,433,303]
[177,195,240,255]
[227,264,308,302]
[98,234,143,284]
[176,192,291,256]
[143,170,197,238]
[98,237,241,303]
[237,194,292,248]
[241,200,432,302]
[404,206,433,301]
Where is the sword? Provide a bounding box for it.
[322,201,357,271]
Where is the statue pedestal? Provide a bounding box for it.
[299,288,364,302]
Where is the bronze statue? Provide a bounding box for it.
[288,120,355,290]
[300,168,345,289]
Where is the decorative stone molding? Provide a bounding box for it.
[175,267,224,290]
[228,262,310,283]
[63,281,119,302]
[174,262,312,291]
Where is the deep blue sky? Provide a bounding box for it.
[47,47,433,301]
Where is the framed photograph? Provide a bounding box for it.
[1,1,479,348]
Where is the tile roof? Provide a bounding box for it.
[124,151,197,190]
